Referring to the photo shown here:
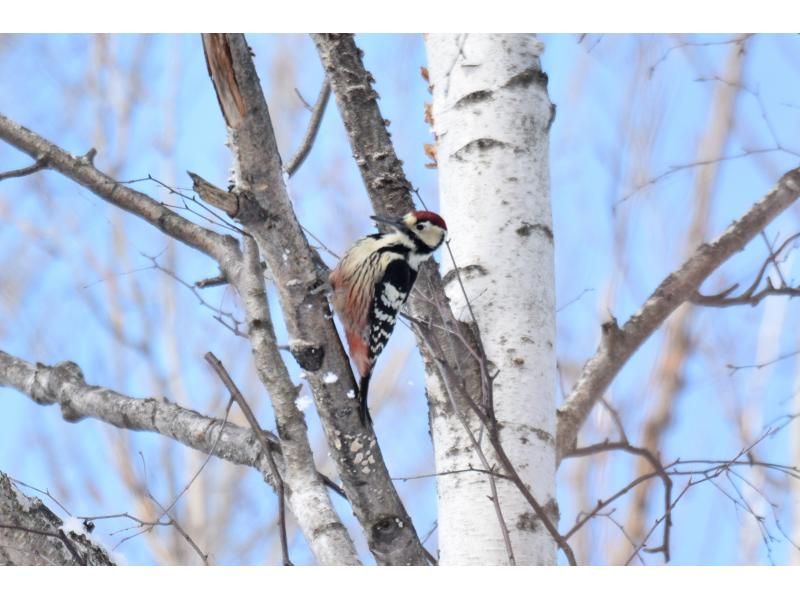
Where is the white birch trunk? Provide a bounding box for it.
[425,34,556,565]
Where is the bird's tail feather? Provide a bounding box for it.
[359,373,372,426]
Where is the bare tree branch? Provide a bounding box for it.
[218,235,357,564]
[313,33,564,564]
[0,51,358,567]
[0,349,279,470]
[142,253,247,338]
[693,279,800,307]
[204,352,292,566]
[0,346,357,564]
[143,490,210,565]
[560,418,800,564]
[0,113,238,263]
[692,232,800,307]
[564,440,673,561]
[285,78,331,177]
[201,33,428,566]
[0,156,47,181]
[613,46,746,562]
[556,166,800,461]
[312,34,415,214]
[726,348,800,373]
[127,453,215,565]
[647,34,754,78]
[311,33,484,436]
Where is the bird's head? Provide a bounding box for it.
[371,210,448,252]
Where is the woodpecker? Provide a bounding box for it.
[330,210,448,425]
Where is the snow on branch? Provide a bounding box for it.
[0,472,114,565]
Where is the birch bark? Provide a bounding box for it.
[425,33,557,565]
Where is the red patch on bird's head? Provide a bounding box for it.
[412,210,447,231]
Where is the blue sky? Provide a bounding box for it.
[1,33,799,565]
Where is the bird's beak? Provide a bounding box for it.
[370,214,405,229]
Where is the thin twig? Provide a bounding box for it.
[726,349,800,373]
[431,351,516,566]
[204,351,293,566]
[693,232,800,307]
[0,157,48,181]
[647,34,753,78]
[146,490,211,565]
[442,239,495,417]
[10,478,73,517]
[421,521,438,545]
[392,466,512,482]
[598,398,630,444]
[120,173,244,235]
[624,482,691,565]
[293,87,313,111]
[760,231,788,287]
[142,252,247,338]
[618,148,780,205]
[557,287,596,312]
[427,241,576,564]
[593,509,646,565]
[285,79,331,177]
[112,399,233,562]
[146,399,233,527]
[563,440,673,561]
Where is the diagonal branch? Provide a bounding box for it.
[201,33,428,566]
[204,352,292,566]
[285,78,331,177]
[691,232,800,307]
[0,113,237,264]
[1,58,357,568]
[556,167,800,461]
[220,235,359,565]
[0,156,47,181]
[311,33,484,421]
[312,34,415,214]
[314,33,523,563]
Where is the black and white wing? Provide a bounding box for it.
[366,258,417,366]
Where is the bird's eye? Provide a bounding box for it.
[415,224,425,231]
